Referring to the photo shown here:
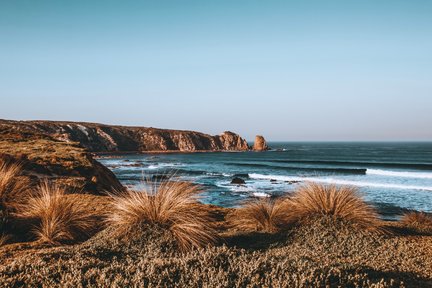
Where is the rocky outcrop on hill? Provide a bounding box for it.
[252,135,269,151]
[0,120,250,152]
[0,136,123,195]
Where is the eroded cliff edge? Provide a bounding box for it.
[0,119,250,152]
[0,119,251,194]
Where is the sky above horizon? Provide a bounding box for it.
[1,1,431,141]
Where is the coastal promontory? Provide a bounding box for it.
[0,119,251,194]
[0,119,250,152]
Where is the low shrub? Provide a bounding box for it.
[18,181,97,245]
[107,180,218,251]
[228,198,290,233]
[285,183,384,233]
[400,211,432,235]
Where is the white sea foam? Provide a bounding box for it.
[147,163,183,170]
[253,192,271,198]
[227,185,255,193]
[249,173,432,192]
[366,169,432,179]
[206,172,220,176]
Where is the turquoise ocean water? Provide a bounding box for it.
[99,142,432,218]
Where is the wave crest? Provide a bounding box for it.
[249,173,432,192]
[366,169,432,179]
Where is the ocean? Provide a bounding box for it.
[98,142,432,219]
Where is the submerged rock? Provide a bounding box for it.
[285,180,301,185]
[231,177,246,185]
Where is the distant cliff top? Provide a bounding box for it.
[0,119,250,153]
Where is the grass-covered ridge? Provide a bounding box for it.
[0,166,431,287]
[0,135,123,194]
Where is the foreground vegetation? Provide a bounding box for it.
[0,160,432,287]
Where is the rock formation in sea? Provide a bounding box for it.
[252,135,269,151]
[0,120,250,152]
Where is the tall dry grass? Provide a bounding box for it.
[285,183,383,232]
[107,180,218,251]
[0,234,8,246]
[0,160,30,240]
[0,160,29,212]
[229,198,289,233]
[400,211,432,235]
[18,181,97,245]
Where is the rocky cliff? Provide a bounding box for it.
[252,135,269,151]
[0,120,250,152]
[0,119,252,194]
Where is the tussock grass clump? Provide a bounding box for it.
[229,198,289,233]
[0,234,8,246]
[286,183,384,233]
[0,160,29,211]
[107,181,218,251]
[0,160,30,235]
[401,211,432,235]
[18,181,97,245]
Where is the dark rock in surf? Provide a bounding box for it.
[285,180,301,185]
[231,177,246,185]
[233,173,249,179]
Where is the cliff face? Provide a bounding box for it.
[0,119,251,194]
[0,120,250,152]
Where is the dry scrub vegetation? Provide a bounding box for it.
[17,181,98,245]
[230,183,385,235]
[107,181,218,251]
[0,160,30,244]
[401,211,432,235]
[228,198,288,233]
[0,169,431,287]
[285,183,385,233]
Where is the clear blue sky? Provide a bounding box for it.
[1,0,431,141]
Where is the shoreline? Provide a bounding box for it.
[93,149,249,158]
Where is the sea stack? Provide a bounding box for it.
[252,135,269,151]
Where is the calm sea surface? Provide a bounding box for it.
[99,142,432,218]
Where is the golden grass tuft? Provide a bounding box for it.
[18,181,97,245]
[229,198,289,233]
[0,160,29,212]
[400,211,432,235]
[285,183,384,232]
[107,180,218,251]
[0,234,8,246]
